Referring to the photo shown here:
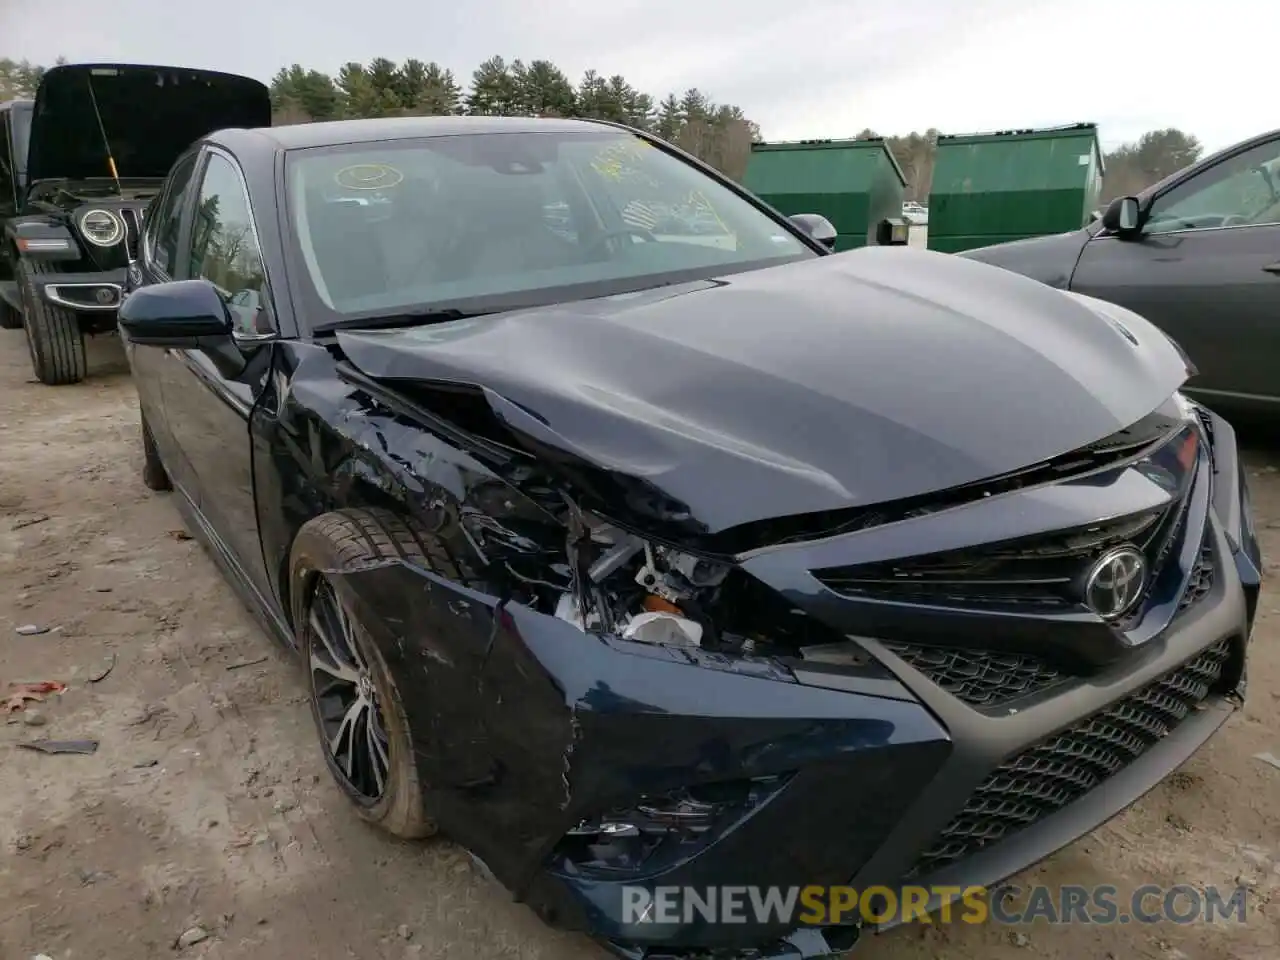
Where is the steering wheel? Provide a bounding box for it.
[1220,213,1251,227]
[585,226,658,257]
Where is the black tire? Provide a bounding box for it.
[140,411,171,491]
[289,508,443,840]
[17,258,87,385]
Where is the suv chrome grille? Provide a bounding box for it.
[120,208,141,259]
[904,637,1234,878]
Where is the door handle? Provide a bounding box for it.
[1263,262,1280,274]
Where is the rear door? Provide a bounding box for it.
[1070,135,1280,405]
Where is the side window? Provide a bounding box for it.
[189,153,273,335]
[146,154,198,277]
[0,112,12,184]
[1146,139,1280,235]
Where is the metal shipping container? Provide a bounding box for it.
[743,138,907,252]
[926,123,1104,253]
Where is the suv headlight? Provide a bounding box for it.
[79,209,125,247]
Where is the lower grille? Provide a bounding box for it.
[906,637,1234,877]
[882,642,1061,708]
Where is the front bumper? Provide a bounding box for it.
[333,407,1260,959]
[31,267,127,312]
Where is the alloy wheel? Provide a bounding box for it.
[307,579,391,802]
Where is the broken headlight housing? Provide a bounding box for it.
[555,509,735,651]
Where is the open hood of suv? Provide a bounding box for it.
[26,63,271,185]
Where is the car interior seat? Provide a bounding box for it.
[304,191,391,306]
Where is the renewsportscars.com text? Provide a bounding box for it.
[620,884,1250,926]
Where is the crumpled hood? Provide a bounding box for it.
[338,247,1189,535]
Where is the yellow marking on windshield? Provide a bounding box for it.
[335,163,404,190]
[686,189,733,236]
[590,140,656,183]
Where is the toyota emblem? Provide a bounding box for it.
[1083,546,1147,619]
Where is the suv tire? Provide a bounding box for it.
[18,259,87,385]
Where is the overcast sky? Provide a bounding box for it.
[0,0,1262,153]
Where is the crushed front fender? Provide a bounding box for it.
[326,559,952,953]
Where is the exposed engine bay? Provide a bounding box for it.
[25,178,162,210]
[558,510,728,649]
[532,506,825,659]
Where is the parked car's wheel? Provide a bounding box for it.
[140,410,171,491]
[289,508,439,840]
[17,259,87,385]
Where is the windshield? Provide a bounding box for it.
[284,129,815,324]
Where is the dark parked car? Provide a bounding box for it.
[0,97,34,329]
[963,128,1280,415]
[117,116,1261,960]
[0,62,270,384]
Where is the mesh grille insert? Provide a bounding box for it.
[905,637,1234,878]
[882,642,1062,708]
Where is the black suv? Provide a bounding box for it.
[0,97,34,329]
[0,63,270,385]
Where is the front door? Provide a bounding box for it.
[133,151,201,495]
[1071,135,1280,405]
[161,147,278,604]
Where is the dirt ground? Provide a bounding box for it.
[0,330,1277,960]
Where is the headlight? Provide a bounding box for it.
[79,209,125,247]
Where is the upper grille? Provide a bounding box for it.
[815,507,1176,612]
[905,637,1234,878]
[882,642,1062,708]
[812,423,1201,616]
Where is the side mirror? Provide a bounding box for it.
[789,213,838,251]
[1101,196,1143,238]
[118,279,245,379]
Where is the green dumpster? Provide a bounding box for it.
[743,138,907,252]
[926,123,1104,253]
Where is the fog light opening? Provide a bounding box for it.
[549,775,791,878]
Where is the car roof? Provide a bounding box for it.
[209,115,625,156]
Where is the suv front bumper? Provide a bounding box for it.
[31,267,127,312]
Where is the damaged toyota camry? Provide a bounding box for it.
[117,116,1263,960]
